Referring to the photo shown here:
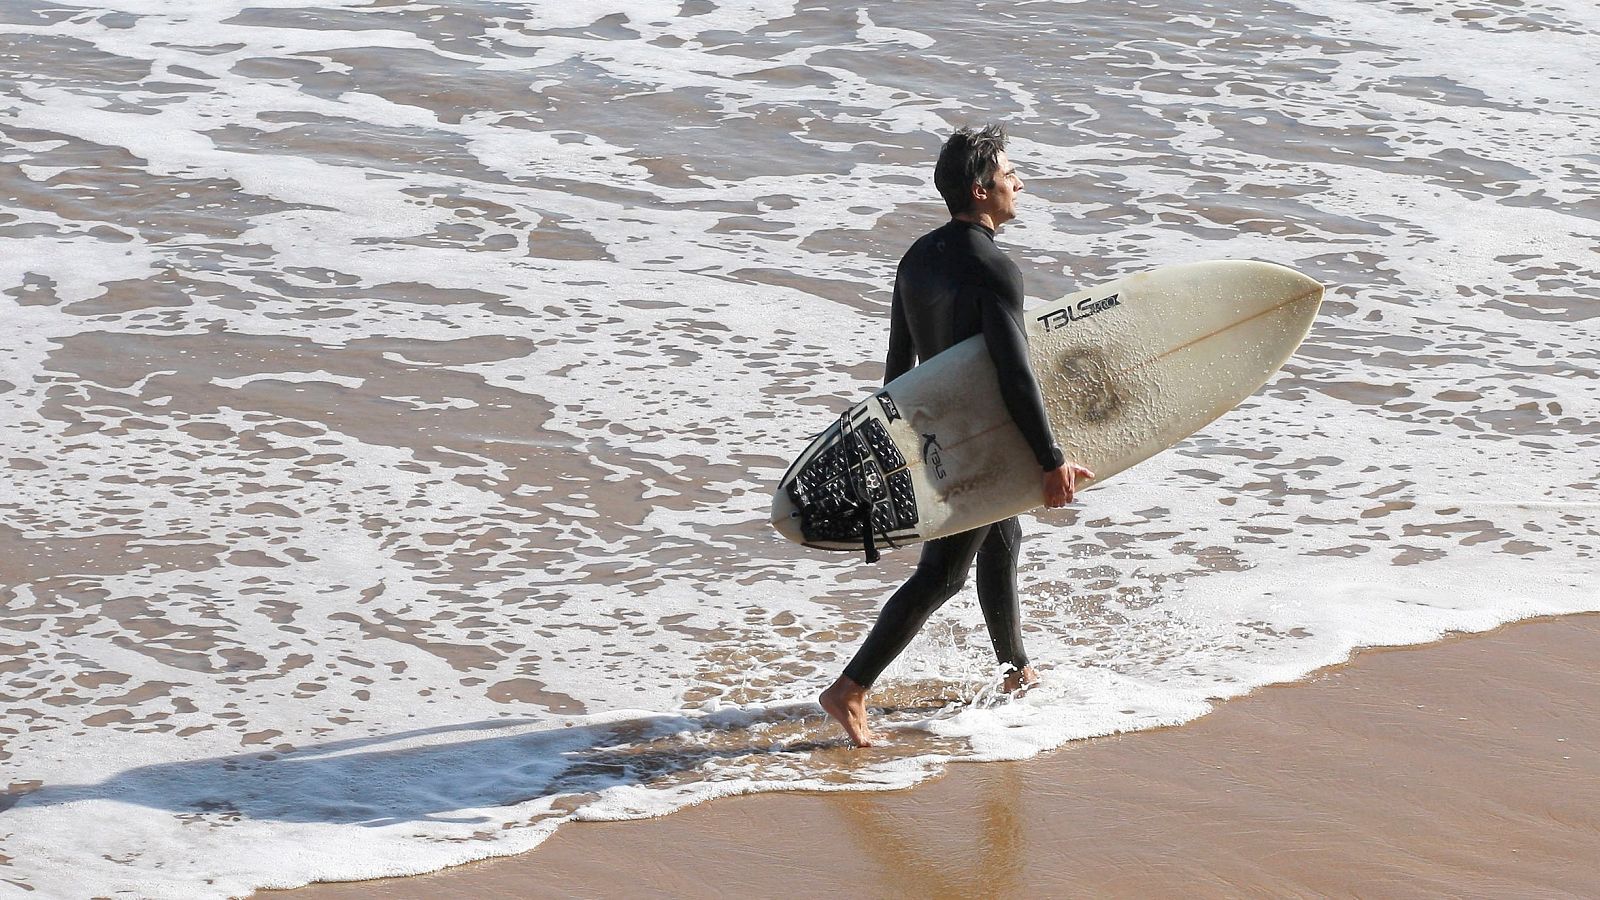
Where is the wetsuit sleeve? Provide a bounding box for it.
[884,278,914,385]
[979,283,1066,471]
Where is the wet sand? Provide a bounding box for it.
[280,613,1600,898]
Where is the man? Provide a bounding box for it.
[819,125,1094,747]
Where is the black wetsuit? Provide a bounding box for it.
[843,220,1063,689]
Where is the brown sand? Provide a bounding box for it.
[279,615,1600,898]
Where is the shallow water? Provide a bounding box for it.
[1,0,1597,895]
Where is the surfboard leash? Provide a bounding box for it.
[838,408,897,564]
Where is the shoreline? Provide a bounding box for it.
[278,613,1600,897]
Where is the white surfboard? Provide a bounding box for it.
[770,259,1323,552]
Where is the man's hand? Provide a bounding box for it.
[1042,462,1095,508]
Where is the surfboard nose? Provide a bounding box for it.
[1247,259,1324,305]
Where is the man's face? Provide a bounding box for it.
[976,151,1024,226]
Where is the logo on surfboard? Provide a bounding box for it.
[920,433,947,479]
[877,392,901,422]
[1037,293,1120,332]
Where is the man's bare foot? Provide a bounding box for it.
[819,675,880,747]
[1002,665,1040,697]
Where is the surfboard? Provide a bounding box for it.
[770,259,1323,553]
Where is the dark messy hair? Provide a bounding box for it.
[934,124,1007,217]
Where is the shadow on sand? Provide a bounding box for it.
[4,699,958,826]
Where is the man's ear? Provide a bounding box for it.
[970,180,989,202]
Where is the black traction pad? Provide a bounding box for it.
[788,417,916,545]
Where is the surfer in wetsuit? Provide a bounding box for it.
[820,124,1094,747]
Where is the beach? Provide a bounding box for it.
[3,0,1598,895]
[285,615,1600,897]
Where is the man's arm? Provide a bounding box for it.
[884,279,915,385]
[978,284,1064,472]
[980,289,1094,506]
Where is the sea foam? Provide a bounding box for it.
[1,0,1596,895]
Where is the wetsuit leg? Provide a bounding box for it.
[842,525,989,689]
[975,516,1029,673]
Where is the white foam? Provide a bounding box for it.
[211,371,366,389]
[2,0,1598,896]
